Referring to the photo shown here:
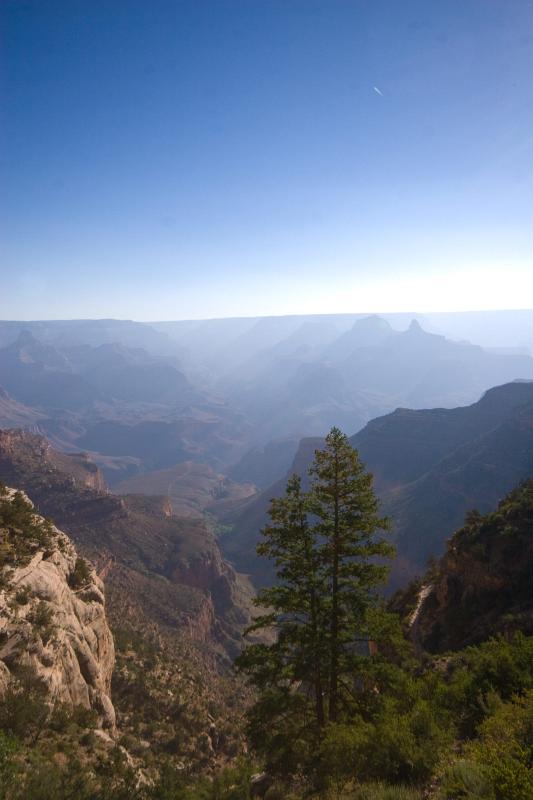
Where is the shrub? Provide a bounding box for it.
[48,703,99,733]
[0,492,55,567]
[28,600,56,645]
[355,783,424,800]
[441,634,533,737]
[0,730,19,795]
[319,720,373,794]
[14,586,31,605]
[373,699,451,783]
[439,760,495,799]
[0,668,50,742]
[319,697,452,790]
[468,690,533,800]
[68,557,92,590]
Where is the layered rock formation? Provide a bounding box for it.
[0,487,115,728]
[114,460,256,518]
[0,429,254,659]
[0,427,106,491]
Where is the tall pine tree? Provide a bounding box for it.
[308,427,392,723]
[236,429,393,773]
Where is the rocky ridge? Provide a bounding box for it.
[221,381,533,590]
[0,428,254,658]
[392,479,533,652]
[0,486,115,729]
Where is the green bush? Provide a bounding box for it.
[29,600,54,628]
[0,492,54,567]
[28,600,56,644]
[0,730,19,799]
[439,760,495,799]
[355,783,424,800]
[468,690,533,800]
[0,668,50,742]
[436,634,533,737]
[13,586,31,605]
[67,558,92,590]
[319,720,373,794]
[48,703,99,734]
[318,697,451,790]
[370,698,452,783]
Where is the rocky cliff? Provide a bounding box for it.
[0,429,254,658]
[222,381,533,591]
[0,485,115,729]
[393,479,533,653]
[0,427,106,491]
[352,381,533,585]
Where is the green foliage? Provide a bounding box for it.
[237,429,395,782]
[240,525,533,795]
[440,761,495,800]
[354,784,424,800]
[319,697,452,792]
[29,600,54,628]
[143,758,255,800]
[48,702,99,733]
[439,690,533,800]
[442,634,533,737]
[67,557,92,589]
[0,731,19,800]
[6,742,145,800]
[0,668,50,743]
[13,585,31,605]
[111,623,248,779]
[1,474,532,798]
[204,758,254,800]
[0,490,55,567]
[238,472,330,761]
[394,480,533,653]
[28,599,56,643]
[318,720,372,794]
[466,690,533,800]
[308,429,393,724]
[6,756,99,800]
[452,480,533,559]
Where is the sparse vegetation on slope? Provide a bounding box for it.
[234,454,533,800]
[0,434,532,799]
[392,479,533,651]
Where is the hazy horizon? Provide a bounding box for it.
[1,307,533,325]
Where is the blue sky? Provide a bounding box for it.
[2,0,533,320]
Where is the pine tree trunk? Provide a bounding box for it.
[306,532,325,728]
[311,597,325,727]
[329,455,340,723]
[315,672,325,727]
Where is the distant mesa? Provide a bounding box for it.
[407,318,423,332]
[0,314,533,489]
[324,314,394,361]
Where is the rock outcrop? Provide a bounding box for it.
[0,429,255,667]
[394,479,533,653]
[0,428,107,491]
[0,487,115,728]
